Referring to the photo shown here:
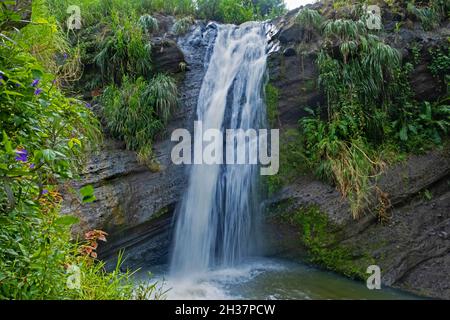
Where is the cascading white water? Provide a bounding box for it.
[170,22,269,276]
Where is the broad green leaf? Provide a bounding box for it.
[42,149,56,161]
[80,185,96,203]
[55,215,80,226]
[2,90,23,96]
[2,131,13,153]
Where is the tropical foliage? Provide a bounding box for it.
[0,1,164,299]
[294,8,450,219]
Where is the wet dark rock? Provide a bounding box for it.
[267,50,323,127]
[151,39,186,74]
[278,22,304,44]
[151,13,176,36]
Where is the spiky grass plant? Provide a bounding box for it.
[302,18,404,219]
[294,8,323,42]
[295,8,323,30]
[323,19,366,42]
[172,16,195,35]
[139,14,159,34]
[101,77,162,152]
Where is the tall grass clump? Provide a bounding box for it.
[295,8,323,30]
[294,8,323,42]
[100,75,178,163]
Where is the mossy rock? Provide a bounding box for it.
[284,205,375,280]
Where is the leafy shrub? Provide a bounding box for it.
[146,0,196,16]
[428,47,450,81]
[407,2,440,31]
[196,0,285,23]
[219,0,254,24]
[100,75,178,162]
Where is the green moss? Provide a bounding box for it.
[265,129,309,195]
[284,206,374,280]
[265,83,279,127]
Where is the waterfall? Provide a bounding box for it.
[170,22,268,276]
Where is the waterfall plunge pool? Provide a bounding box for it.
[136,257,418,300]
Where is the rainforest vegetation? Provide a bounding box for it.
[0,0,288,300]
[0,0,449,300]
[269,1,449,220]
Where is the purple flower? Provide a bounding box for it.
[15,149,28,162]
[42,189,49,195]
[31,79,40,87]
[52,79,57,84]
[63,53,68,60]
[29,163,35,169]
[85,102,92,108]
[34,88,43,95]
[15,83,21,87]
